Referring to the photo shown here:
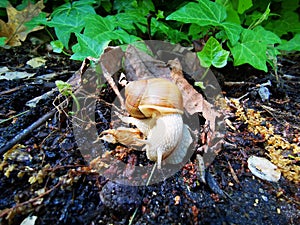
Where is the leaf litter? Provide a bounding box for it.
[0,1,45,47]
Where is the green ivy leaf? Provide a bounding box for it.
[50,40,64,53]
[151,20,189,43]
[237,0,253,14]
[282,0,299,11]
[167,0,241,45]
[166,0,226,26]
[253,26,281,45]
[0,0,8,8]
[229,29,268,71]
[83,14,115,38]
[71,33,110,60]
[47,1,96,48]
[115,12,147,33]
[113,0,138,12]
[188,24,210,40]
[265,11,300,37]
[25,12,48,30]
[220,22,242,45]
[101,0,112,12]
[52,1,95,17]
[216,0,240,24]
[50,17,85,49]
[114,30,141,44]
[81,14,141,44]
[277,33,300,52]
[197,36,229,68]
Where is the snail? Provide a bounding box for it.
[100,78,192,169]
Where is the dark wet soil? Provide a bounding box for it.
[0,41,299,225]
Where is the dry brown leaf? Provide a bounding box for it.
[0,1,44,46]
[168,58,225,166]
[168,59,222,133]
[124,44,170,81]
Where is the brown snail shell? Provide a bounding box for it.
[125,78,184,119]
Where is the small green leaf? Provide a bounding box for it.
[50,40,64,53]
[229,29,268,71]
[55,80,72,96]
[166,0,226,26]
[237,0,253,14]
[71,33,110,60]
[277,33,300,52]
[101,0,112,12]
[197,36,229,68]
[156,10,164,19]
[0,37,7,46]
[194,81,206,89]
[0,0,8,8]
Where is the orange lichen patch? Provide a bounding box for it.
[230,99,300,183]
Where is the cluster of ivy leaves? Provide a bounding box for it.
[1,0,300,72]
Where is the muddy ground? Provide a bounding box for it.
[0,41,299,225]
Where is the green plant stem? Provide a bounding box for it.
[146,163,157,186]
[62,50,71,56]
[45,27,55,41]
[128,207,139,225]
[201,67,211,80]
[69,92,80,111]
[0,110,30,124]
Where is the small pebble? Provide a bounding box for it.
[261,195,268,202]
[277,208,281,214]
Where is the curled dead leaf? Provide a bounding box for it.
[0,1,45,46]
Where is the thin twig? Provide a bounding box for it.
[0,109,56,156]
[0,85,24,95]
[227,160,240,185]
[100,62,126,110]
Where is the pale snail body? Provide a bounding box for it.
[123,78,192,168]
